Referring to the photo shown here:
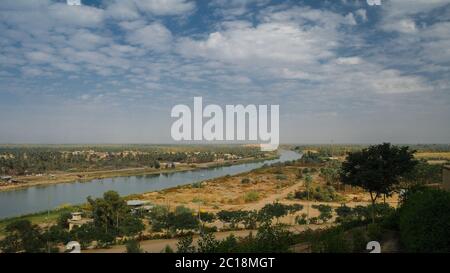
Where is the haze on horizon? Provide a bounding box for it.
[1,0,450,144]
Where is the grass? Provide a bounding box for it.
[414,152,450,160]
[244,191,260,202]
[0,206,80,237]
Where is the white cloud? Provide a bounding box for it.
[335,57,363,65]
[105,0,140,20]
[177,21,337,66]
[381,18,417,33]
[25,51,57,64]
[104,0,195,19]
[210,0,271,18]
[379,0,450,34]
[48,3,105,27]
[345,13,357,25]
[69,30,112,50]
[126,23,173,51]
[369,70,431,94]
[355,9,367,22]
[381,0,450,19]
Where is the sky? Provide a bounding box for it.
[0,0,449,144]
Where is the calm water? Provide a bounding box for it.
[0,150,300,219]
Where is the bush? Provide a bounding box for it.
[296,213,308,225]
[367,223,383,241]
[125,239,142,253]
[295,186,342,202]
[312,204,333,223]
[244,191,260,202]
[350,228,368,252]
[176,235,196,253]
[310,227,351,253]
[241,178,251,184]
[398,189,450,252]
[163,245,174,253]
[335,204,354,223]
[275,174,288,180]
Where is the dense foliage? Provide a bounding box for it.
[340,143,417,222]
[0,145,266,175]
[174,223,294,253]
[398,189,450,253]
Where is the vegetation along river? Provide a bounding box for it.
[0,150,300,219]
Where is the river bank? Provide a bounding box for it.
[0,155,277,193]
[0,151,291,221]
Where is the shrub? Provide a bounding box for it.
[241,178,251,184]
[192,182,203,188]
[367,223,383,241]
[312,204,333,223]
[125,239,142,253]
[350,228,368,252]
[296,214,308,225]
[398,189,450,252]
[335,204,354,223]
[295,185,342,202]
[176,235,196,253]
[197,232,219,253]
[244,191,260,202]
[310,227,351,253]
[163,245,174,253]
[275,174,288,180]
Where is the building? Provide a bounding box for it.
[443,165,450,191]
[67,212,92,231]
[127,200,153,214]
[0,176,12,182]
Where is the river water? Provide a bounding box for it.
[0,150,300,219]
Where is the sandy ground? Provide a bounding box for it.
[85,166,399,253]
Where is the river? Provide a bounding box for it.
[0,150,300,219]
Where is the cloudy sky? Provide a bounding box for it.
[0,0,449,144]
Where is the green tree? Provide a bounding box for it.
[167,206,199,233]
[217,210,244,229]
[57,211,73,229]
[312,204,333,223]
[259,202,289,223]
[402,160,442,186]
[0,220,46,253]
[335,204,354,223]
[87,191,130,234]
[340,143,417,222]
[241,210,259,229]
[149,205,170,232]
[125,239,143,253]
[176,235,196,253]
[197,232,219,253]
[120,215,145,236]
[399,189,450,252]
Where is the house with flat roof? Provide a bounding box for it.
[67,212,92,231]
[127,200,153,214]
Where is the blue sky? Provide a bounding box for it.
[0,0,449,144]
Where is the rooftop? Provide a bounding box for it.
[127,200,149,206]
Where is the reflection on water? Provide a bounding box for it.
[0,150,300,219]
